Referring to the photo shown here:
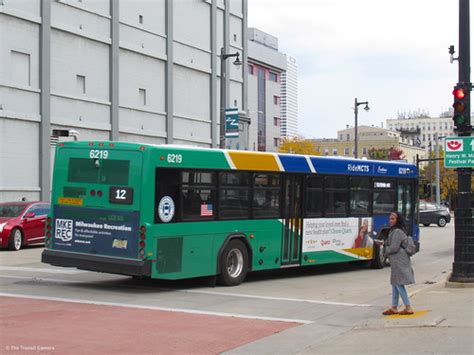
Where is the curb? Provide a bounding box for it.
[445,272,474,288]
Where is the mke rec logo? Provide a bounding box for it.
[55,219,74,242]
[446,139,463,151]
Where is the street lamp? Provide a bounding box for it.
[353,97,370,158]
[220,48,242,149]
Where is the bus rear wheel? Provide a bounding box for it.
[217,240,248,286]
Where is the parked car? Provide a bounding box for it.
[0,201,50,251]
[419,201,451,227]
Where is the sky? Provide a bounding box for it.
[248,0,471,139]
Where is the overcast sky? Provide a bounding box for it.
[248,0,470,138]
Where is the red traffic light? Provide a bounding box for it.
[453,87,466,99]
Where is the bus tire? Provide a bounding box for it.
[217,239,248,286]
[371,240,387,269]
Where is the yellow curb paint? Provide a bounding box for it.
[384,310,430,319]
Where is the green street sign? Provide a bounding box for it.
[444,136,474,168]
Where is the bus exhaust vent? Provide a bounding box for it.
[157,237,183,274]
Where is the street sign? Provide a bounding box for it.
[444,136,474,168]
[225,108,239,138]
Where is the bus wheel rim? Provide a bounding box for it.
[14,230,22,250]
[226,248,243,278]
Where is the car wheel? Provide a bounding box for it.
[217,240,248,286]
[8,228,23,251]
[423,223,430,227]
[438,217,447,227]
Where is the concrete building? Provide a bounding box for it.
[312,125,426,164]
[280,55,298,138]
[386,116,455,150]
[0,0,247,201]
[247,28,286,152]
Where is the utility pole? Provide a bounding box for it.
[435,133,441,205]
[449,0,474,283]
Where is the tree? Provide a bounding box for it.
[388,147,405,161]
[368,147,405,161]
[278,137,319,155]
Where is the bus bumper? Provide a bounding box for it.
[42,249,152,277]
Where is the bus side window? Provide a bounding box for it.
[155,169,181,223]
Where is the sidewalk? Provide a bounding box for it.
[226,280,474,355]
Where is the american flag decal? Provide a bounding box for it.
[200,203,213,217]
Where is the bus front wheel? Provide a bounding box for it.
[217,240,248,286]
[371,240,387,269]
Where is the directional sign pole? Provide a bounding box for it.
[449,0,474,284]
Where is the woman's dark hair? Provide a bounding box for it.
[390,211,407,233]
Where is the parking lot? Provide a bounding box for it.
[1,222,472,354]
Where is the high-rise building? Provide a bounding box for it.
[247,28,298,152]
[281,55,298,137]
[0,0,247,201]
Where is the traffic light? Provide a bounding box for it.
[452,83,470,132]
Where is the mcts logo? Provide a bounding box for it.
[55,219,73,242]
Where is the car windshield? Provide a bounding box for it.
[0,205,25,217]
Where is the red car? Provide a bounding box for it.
[0,202,50,251]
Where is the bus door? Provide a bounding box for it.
[281,175,303,266]
[398,180,415,236]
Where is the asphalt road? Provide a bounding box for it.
[0,222,457,353]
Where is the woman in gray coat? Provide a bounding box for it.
[376,211,415,315]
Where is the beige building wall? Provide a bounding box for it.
[312,125,426,164]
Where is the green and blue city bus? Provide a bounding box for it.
[42,141,419,286]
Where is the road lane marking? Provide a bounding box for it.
[0,266,86,274]
[0,275,87,283]
[183,290,372,307]
[0,275,372,307]
[0,292,312,324]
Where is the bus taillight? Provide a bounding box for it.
[139,225,146,258]
[45,217,52,248]
[90,190,96,196]
[97,190,103,197]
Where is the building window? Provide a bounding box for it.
[273,96,279,105]
[274,117,280,126]
[248,64,254,75]
[139,88,146,105]
[346,134,350,141]
[362,147,367,155]
[234,99,238,107]
[11,51,31,87]
[324,149,329,156]
[344,147,349,156]
[233,34,237,42]
[274,138,280,147]
[139,15,143,24]
[269,72,278,82]
[332,149,338,156]
[76,75,86,94]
